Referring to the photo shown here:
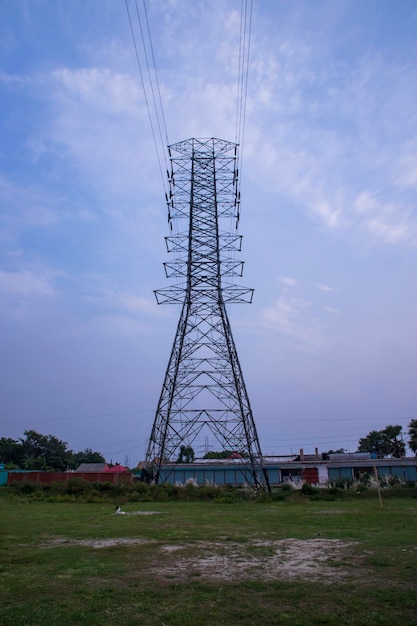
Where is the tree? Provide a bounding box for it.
[358,425,405,458]
[0,430,106,470]
[203,450,245,459]
[407,419,417,455]
[324,448,347,455]
[71,448,106,468]
[322,448,347,460]
[20,430,72,471]
[0,437,24,466]
[358,430,386,458]
[204,450,229,459]
[22,454,49,470]
[177,446,195,463]
[382,425,406,458]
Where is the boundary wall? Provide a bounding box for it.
[4,471,132,485]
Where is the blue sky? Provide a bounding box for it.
[1,0,417,463]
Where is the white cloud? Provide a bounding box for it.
[113,293,158,315]
[241,27,417,247]
[394,150,417,191]
[366,219,410,244]
[79,278,169,320]
[12,2,415,251]
[353,190,417,245]
[0,269,59,322]
[91,314,151,337]
[4,2,417,251]
[278,276,296,287]
[317,283,333,292]
[354,190,377,215]
[260,296,322,352]
[52,67,142,117]
[0,270,56,297]
[0,175,62,233]
[30,66,159,207]
[0,71,28,87]
[311,199,342,229]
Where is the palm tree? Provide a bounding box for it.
[382,425,406,458]
[408,419,417,455]
[358,430,385,457]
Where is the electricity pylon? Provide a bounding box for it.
[144,137,269,491]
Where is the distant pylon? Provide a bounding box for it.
[144,137,269,491]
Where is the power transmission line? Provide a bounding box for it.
[124,0,169,198]
[235,0,253,196]
[141,0,169,147]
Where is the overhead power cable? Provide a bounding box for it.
[235,0,253,185]
[124,0,170,197]
[142,0,169,147]
[0,408,153,426]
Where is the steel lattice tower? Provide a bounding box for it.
[144,137,269,490]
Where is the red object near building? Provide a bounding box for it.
[105,464,129,473]
[301,467,319,484]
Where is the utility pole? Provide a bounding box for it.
[144,138,269,491]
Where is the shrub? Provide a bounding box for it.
[321,486,341,501]
[49,481,68,495]
[331,479,354,489]
[92,481,115,493]
[12,481,37,494]
[270,490,287,501]
[321,493,337,501]
[356,473,372,487]
[255,492,272,503]
[301,482,316,495]
[86,490,101,503]
[132,481,151,497]
[356,484,368,493]
[65,478,93,495]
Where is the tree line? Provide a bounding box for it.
[201,422,417,461]
[1,421,416,471]
[0,430,105,471]
[358,420,417,458]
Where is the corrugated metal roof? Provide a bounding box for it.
[328,453,371,461]
[75,463,109,473]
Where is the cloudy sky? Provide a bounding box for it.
[1,0,416,463]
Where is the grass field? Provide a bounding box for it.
[1,490,416,625]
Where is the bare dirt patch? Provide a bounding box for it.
[114,510,164,516]
[124,510,163,515]
[43,536,359,582]
[155,538,359,583]
[43,537,155,548]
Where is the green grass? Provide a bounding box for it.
[0,493,416,625]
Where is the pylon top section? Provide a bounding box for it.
[168,137,237,157]
[155,136,251,305]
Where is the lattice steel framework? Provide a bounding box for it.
[144,137,269,490]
